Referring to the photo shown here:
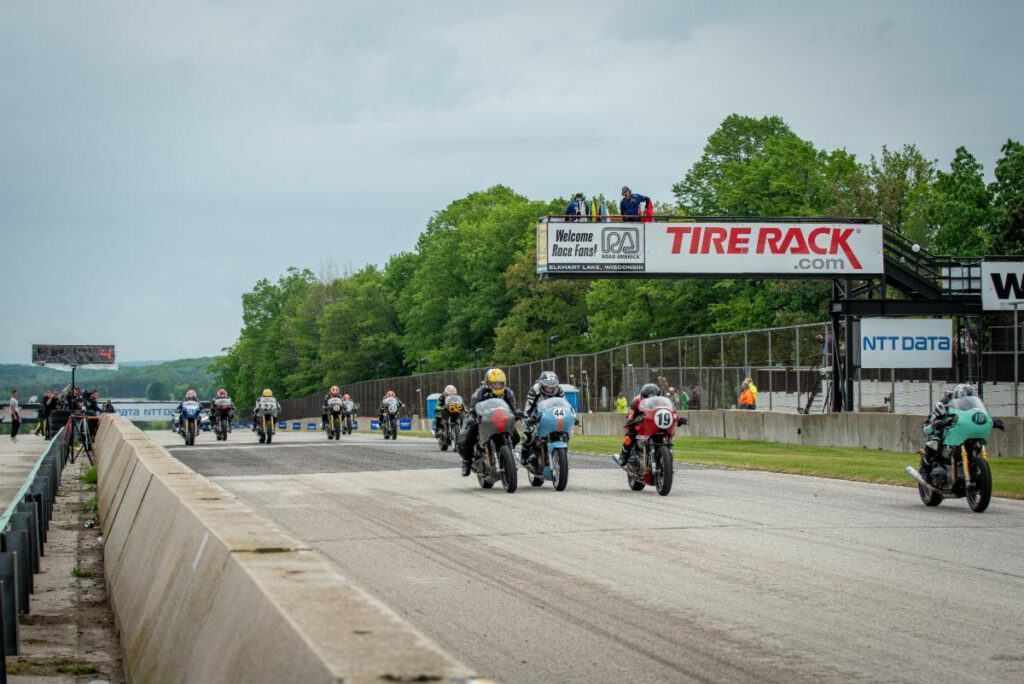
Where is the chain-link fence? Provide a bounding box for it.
[280,321,1023,421]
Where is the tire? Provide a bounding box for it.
[529,473,544,487]
[918,457,943,506]
[259,432,266,444]
[478,473,494,489]
[655,444,674,496]
[499,444,518,493]
[627,472,645,491]
[552,447,569,492]
[966,455,992,513]
[266,430,273,445]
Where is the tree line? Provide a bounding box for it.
[0,357,219,401]
[212,114,1024,401]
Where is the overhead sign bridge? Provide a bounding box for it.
[537,215,1024,412]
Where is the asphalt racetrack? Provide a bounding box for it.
[155,428,1024,684]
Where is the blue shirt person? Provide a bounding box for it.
[619,186,651,217]
[565,193,590,222]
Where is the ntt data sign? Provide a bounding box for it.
[859,318,953,369]
[536,220,884,277]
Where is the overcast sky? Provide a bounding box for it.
[1,1,1021,363]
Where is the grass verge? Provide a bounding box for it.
[568,434,1024,500]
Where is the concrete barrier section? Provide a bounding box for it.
[572,410,1022,457]
[96,417,473,683]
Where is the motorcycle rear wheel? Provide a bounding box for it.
[917,457,943,507]
[259,433,266,444]
[655,445,673,496]
[966,456,992,513]
[499,444,518,493]
[627,471,645,491]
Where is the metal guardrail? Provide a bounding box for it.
[0,426,68,676]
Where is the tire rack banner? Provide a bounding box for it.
[980,261,1024,311]
[31,344,117,369]
[537,220,884,277]
[859,318,953,369]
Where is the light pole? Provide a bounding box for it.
[419,358,428,417]
[548,335,560,360]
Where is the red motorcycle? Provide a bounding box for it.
[620,396,686,496]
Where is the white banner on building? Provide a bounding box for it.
[981,261,1024,311]
[860,318,953,369]
[538,220,884,277]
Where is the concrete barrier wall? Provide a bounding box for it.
[95,416,473,684]
[570,410,1023,457]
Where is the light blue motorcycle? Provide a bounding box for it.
[522,397,575,491]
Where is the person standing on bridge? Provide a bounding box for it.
[565,192,590,222]
[8,389,20,443]
[619,186,651,218]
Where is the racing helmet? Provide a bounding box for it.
[445,384,457,395]
[385,390,395,399]
[262,388,273,397]
[330,385,340,396]
[485,368,506,396]
[640,383,661,399]
[952,384,976,399]
[538,371,559,396]
[342,394,350,400]
[185,390,197,400]
[217,389,227,398]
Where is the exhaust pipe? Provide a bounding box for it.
[906,466,939,492]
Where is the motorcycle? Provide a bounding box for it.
[255,399,278,444]
[380,398,400,440]
[619,395,686,496]
[325,397,344,440]
[522,396,575,491]
[341,399,356,435]
[469,398,518,493]
[199,410,212,432]
[179,400,202,446]
[211,398,234,442]
[906,395,1004,513]
[436,395,465,452]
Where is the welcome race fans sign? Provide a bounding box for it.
[537,220,884,277]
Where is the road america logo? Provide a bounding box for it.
[602,227,641,256]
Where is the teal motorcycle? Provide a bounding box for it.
[906,395,1005,513]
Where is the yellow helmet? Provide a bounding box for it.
[262,388,273,397]
[485,368,506,396]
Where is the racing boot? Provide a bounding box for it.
[613,437,632,467]
[460,457,472,477]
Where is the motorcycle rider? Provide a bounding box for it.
[456,368,521,477]
[251,388,280,428]
[921,384,974,468]
[210,388,235,428]
[433,384,460,436]
[615,383,662,466]
[177,390,200,434]
[377,390,405,424]
[519,371,565,464]
[322,385,342,430]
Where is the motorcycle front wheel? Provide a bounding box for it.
[967,456,992,513]
[655,444,673,496]
[551,446,569,492]
[499,444,518,493]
